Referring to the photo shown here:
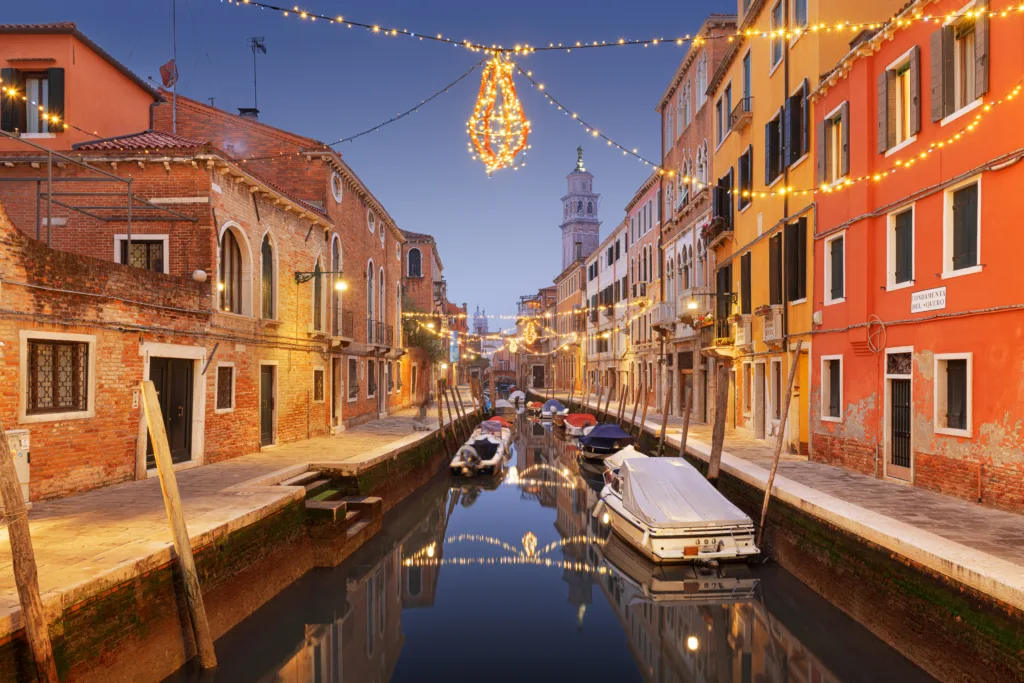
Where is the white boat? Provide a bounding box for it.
[494,399,516,420]
[450,433,508,477]
[595,457,759,563]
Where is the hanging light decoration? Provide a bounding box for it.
[467,53,531,174]
[522,321,539,346]
[509,339,518,354]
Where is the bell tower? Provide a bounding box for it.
[560,146,601,270]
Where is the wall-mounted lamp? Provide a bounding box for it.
[295,270,347,291]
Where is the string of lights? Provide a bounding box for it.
[401,298,640,320]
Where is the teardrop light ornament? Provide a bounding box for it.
[468,54,530,174]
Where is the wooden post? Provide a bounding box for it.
[636,381,651,441]
[678,387,692,459]
[0,419,58,683]
[435,380,451,456]
[628,376,642,431]
[567,379,575,411]
[442,385,461,443]
[758,340,804,547]
[656,372,673,457]
[450,386,469,436]
[707,363,731,489]
[615,386,628,426]
[139,381,217,669]
[602,385,613,422]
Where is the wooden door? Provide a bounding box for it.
[146,357,193,468]
[260,366,275,446]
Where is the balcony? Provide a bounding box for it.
[730,97,753,131]
[367,319,395,348]
[650,301,676,331]
[703,188,733,249]
[760,304,785,347]
[588,308,599,324]
[733,314,753,349]
[332,308,355,343]
[433,278,447,303]
[676,288,712,322]
[631,282,647,299]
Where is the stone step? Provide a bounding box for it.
[346,518,372,539]
[340,496,382,518]
[304,479,331,497]
[280,470,321,487]
[305,499,347,524]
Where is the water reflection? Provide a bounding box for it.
[168,416,931,683]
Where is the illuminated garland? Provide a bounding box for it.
[467,54,531,174]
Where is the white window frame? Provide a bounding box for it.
[769,1,784,75]
[823,102,847,186]
[113,234,170,274]
[348,357,359,403]
[715,80,732,151]
[331,172,344,204]
[823,230,846,305]
[820,354,844,423]
[312,366,326,404]
[214,362,236,414]
[882,48,919,156]
[945,4,982,119]
[941,175,982,279]
[18,330,97,424]
[367,209,376,234]
[933,352,972,437]
[886,204,916,291]
[366,359,377,399]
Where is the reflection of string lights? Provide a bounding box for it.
[403,555,609,573]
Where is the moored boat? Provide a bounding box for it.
[594,457,759,563]
[494,399,516,420]
[577,423,634,460]
[450,434,508,477]
[525,401,543,415]
[541,399,568,422]
[563,413,597,436]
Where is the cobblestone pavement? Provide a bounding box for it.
[0,391,473,633]
[555,392,1024,568]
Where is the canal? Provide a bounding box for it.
[166,417,934,682]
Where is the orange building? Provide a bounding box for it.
[811,0,1024,511]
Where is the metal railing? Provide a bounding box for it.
[367,319,395,347]
[730,97,753,129]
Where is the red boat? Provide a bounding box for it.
[563,413,597,436]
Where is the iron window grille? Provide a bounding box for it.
[26,340,88,414]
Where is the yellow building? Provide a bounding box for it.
[706,0,903,452]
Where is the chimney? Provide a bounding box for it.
[237,107,260,120]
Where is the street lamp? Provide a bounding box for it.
[295,270,347,291]
[686,291,738,310]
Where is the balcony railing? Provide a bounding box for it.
[730,97,753,130]
[650,301,676,331]
[703,189,734,248]
[714,317,733,345]
[367,319,395,347]
[734,315,752,348]
[433,279,447,303]
[762,304,785,344]
[333,308,355,339]
[676,287,712,320]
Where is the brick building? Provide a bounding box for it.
[553,259,585,393]
[0,24,451,499]
[622,173,661,407]
[401,229,446,405]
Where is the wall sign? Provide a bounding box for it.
[910,287,946,314]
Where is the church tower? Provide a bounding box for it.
[472,305,488,336]
[560,147,601,270]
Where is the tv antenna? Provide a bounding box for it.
[247,37,267,111]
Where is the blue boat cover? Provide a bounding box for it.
[542,399,566,413]
[579,423,634,450]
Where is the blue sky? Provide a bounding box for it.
[8,0,732,325]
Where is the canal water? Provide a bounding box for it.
[166,417,934,683]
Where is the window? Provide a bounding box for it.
[935,354,971,435]
[312,259,324,332]
[765,109,784,185]
[888,208,915,289]
[768,235,783,305]
[680,82,690,128]
[215,365,235,412]
[737,146,753,210]
[367,360,377,397]
[792,0,808,30]
[818,103,849,185]
[879,48,921,153]
[786,80,809,165]
[665,108,674,154]
[313,368,325,402]
[219,228,244,314]
[931,11,988,121]
[944,179,980,275]
[821,356,843,422]
[387,361,394,393]
[825,233,845,304]
[261,234,275,319]
[25,338,89,416]
[331,237,344,335]
[0,67,64,135]
[696,142,708,186]
[740,252,752,315]
[407,247,422,277]
[771,359,782,420]
[743,363,752,413]
[331,172,344,204]
[784,217,807,302]
[119,239,165,273]
[587,201,594,215]
[348,358,359,401]
[695,52,708,108]
[367,210,376,234]
[742,51,752,101]
[770,2,783,69]
[716,84,732,145]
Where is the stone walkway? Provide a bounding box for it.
[0,391,472,637]
[544,390,1024,608]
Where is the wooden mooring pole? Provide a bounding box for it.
[708,364,730,489]
[628,377,642,432]
[636,382,651,441]
[435,380,451,456]
[656,372,673,457]
[615,386,628,426]
[757,340,803,547]
[678,388,692,459]
[602,385,613,422]
[140,381,217,669]
[442,383,462,443]
[0,419,58,683]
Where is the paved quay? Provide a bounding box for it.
[0,393,473,637]
[543,390,1024,610]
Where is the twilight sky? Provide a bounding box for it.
[8,0,732,327]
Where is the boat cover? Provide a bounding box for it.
[469,438,500,461]
[494,400,513,410]
[605,445,646,469]
[526,401,543,410]
[479,421,503,436]
[619,458,752,530]
[564,414,596,428]
[579,423,634,451]
[508,391,526,404]
[542,399,567,414]
[489,416,512,428]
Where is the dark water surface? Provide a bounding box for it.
[166,418,933,683]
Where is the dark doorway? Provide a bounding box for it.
[260,365,275,446]
[533,365,545,389]
[889,378,911,479]
[147,357,194,469]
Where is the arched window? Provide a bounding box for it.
[260,234,274,319]
[664,109,674,153]
[683,246,692,290]
[407,247,422,277]
[667,257,675,299]
[697,240,706,287]
[577,200,583,213]
[696,51,708,108]
[680,81,690,129]
[378,267,385,324]
[587,201,593,215]
[331,236,343,336]
[219,227,248,314]
[312,257,324,332]
[696,143,708,187]
[366,260,375,340]
[396,282,402,346]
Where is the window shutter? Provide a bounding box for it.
[953,184,979,269]
[877,72,889,153]
[741,252,752,315]
[886,71,897,150]
[930,29,946,122]
[830,237,844,300]
[895,211,913,283]
[908,46,921,136]
[840,102,851,177]
[783,100,793,167]
[975,0,989,98]
[769,234,782,305]
[797,217,807,300]
[764,121,772,185]
[801,79,810,160]
[816,120,827,185]
[47,67,65,124]
[784,222,796,302]
[942,26,955,117]
[1,68,24,132]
